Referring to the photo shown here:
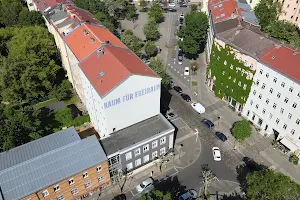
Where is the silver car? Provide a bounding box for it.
[136,177,154,193]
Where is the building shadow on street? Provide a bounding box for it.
[153,175,187,199]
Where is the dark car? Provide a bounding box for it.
[179,17,184,24]
[112,194,126,200]
[201,119,215,129]
[173,86,183,93]
[181,93,191,102]
[215,132,227,142]
[163,7,177,12]
[180,2,187,7]
[178,48,183,64]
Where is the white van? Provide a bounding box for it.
[191,103,205,114]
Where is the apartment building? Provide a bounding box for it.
[242,45,300,152]
[0,127,111,200]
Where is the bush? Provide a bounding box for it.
[71,115,90,127]
[192,81,197,86]
[54,108,73,127]
[289,154,299,165]
[231,119,252,141]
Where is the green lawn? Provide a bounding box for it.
[33,98,58,110]
[64,95,80,105]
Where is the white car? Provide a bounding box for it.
[169,2,176,7]
[179,189,197,200]
[184,67,189,75]
[212,147,221,161]
[136,178,154,193]
[179,13,184,19]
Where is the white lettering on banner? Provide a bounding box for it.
[104,84,160,109]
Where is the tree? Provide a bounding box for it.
[18,9,45,26]
[0,1,22,27]
[139,0,148,7]
[103,0,127,18]
[190,4,198,12]
[143,19,160,41]
[178,11,209,58]
[144,41,157,57]
[49,80,73,101]
[54,108,73,127]
[231,119,252,141]
[254,0,282,30]
[126,4,137,20]
[94,12,115,32]
[148,58,170,88]
[141,190,172,200]
[121,30,143,57]
[148,2,164,23]
[246,169,300,200]
[190,61,199,72]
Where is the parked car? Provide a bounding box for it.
[179,13,184,19]
[181,93,191,102]
[191,103,205,114]
[177,24,182,30]
[136,178,154,193]
[173,86,183,93]
[168,2,176,7]
[178,48,183,64]
[112,194,126,200]
[179,17,184,24]
[201,119,215,129]
[166,112,176,120]
[179,189,197,200]
[184,67,189,75]
[163,7,177,12]
[215,132,227,142]
[212,147,221,161]
[180,2,187,7]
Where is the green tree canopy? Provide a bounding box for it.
[254,0,282,30]
[126,5,137,20]
[141,190,172,200]
[0,1,22,27]
[143,19,160,41]
[231,119,252,141]
[94,12,116,32]
[18,8,45,26]
[246,169,300,200]
[121,30,143,57]
[144,41,157,57]
[148,57,170,88]
[103,0,127,18]
[178,11,209,58]
[148,2,164,23]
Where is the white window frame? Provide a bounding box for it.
[68,178,74,185]
[266,99,269,104]
[273,77,277,83]
[98,175,105,182]
[269,88,273,93]
[42,190,49,197]
[276,118,280,124]
[291,129,295,135]
[126,162,133,170]
[292,103,297,108]
[160,137,166,145]
[83,172,88,179]
[152,151,158,159]
[134,148,141,157]
[280,108,284,114]
[96,165,102,172]
[143,144,149,153]
[135,158,141,167]
[57,194,64,200]
[255,104,259,109]
[143,154,150,163]
[288,113,292,119]
[152,140,158,149]
[160,147,166,155]
[125,152,132,161]
[283,124,287,130]
[296,119,300,125]
[85,181,92,188]
[71,188,78,195]
[53,185,60,192]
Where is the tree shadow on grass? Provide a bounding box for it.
[154,175,187,199]
[38,107,61,137]
[220,192,245,200]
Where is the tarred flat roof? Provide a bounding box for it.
[259,45,300,83]
[79,45,158,97]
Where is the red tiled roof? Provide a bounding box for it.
[259,45,300,83]
[209,0,237,23]
[79,45,158,97]
[33,0,71,12]
[64,23,126,61]
[65,6,100,25]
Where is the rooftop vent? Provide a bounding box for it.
[83,29,89,36]
[90,37,95,44]
[293,51,299,55]
[98,70,106,77]
[275,44,281,49]
[272,56,276,59]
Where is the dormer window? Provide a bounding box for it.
[90,37,95,44]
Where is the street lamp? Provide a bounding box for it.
[217,116,221,131]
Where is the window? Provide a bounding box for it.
[135,158,141,167]
[71,188,78,195]
[160,147,166,155]
[69,178,74,185]
[266,73,269,78]
[281,82,285,87]
[276,118,280,124]
[57,194,64,200]
[259,69,263,74]
[143,155,150,163]
[277,93,281,98]
[262,84,266,89]
[269,113,273,119]
[255,104,259,109]
[125,152,132,161]
[250,100,253,105]
[296,119,300,125]
[152,140,158,148]
[253,90,256,95]
[280,108,284,113]
[85,181,92,188]
[298,92,300,97]
[291,15,294,19]
[152,151,158,159]
[291,129,295,135]
[256,80,260,85]
[266,99,270,104]
[126,162,133,170]
[284,98,289,103]
[288,113,292,119]
[283,124,287,130]
[96,165,102,172]
[259,94,262,99]
[54,185,60,192]
[269,88,273,94]
[262,109,266,114]
[98,175,104,182]
[292,103,297,108]
[134,148,141,157]
[42,190,49,197]
[289,87,293,92]
[160,137,166,145]
[273,103,277,109]
[273,77,277,83]
[287,4,290,8]
[143,144,149,153]
[83,172,88,179]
